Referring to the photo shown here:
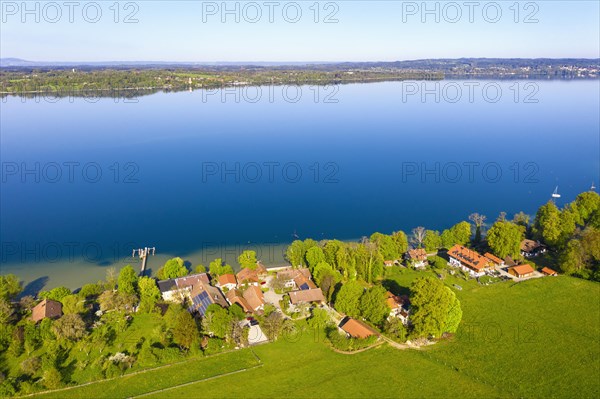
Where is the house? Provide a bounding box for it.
[504,256,517,267]
[508,264,536,278]
[217,274,237,291]
[188,280,228,316]
[541,267,558,276]
[236,267,260,286]
[484,252,504,267]
[158,273,211,303]
[255,261,269,279]
[226,289,251,313]
[276,267,314,290]
[289,288,325,305]
[339,317,379,339]
[406,248,428,269]
[242,285,265,312]
[385,292,410,324]
[31,299,62,323]
[520,239,547,258]
[447,245,491,277]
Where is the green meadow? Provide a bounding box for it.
[29,272,600,399]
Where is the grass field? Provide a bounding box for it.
[29,273,600,399]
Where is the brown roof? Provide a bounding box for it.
[293,273,317,290]
[520,239,543,252]
[448,245,490,272]
[289,288,325,304]
[236,267,259,284]
[504,256,517,267]
[509,264,535,277]
[385,291,402,310]
[541,267,558,276]
[175,273,210,289]
[218,273,237,286]
[340,318,378,339]
[226,289,251,312]
[189,281,228,309]
[242,285,265,312]
[484,253,503,265]
[256,262,268,276]
[31,299,62,323]
[407,248,427,261]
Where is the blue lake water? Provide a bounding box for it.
[1,80,599,289]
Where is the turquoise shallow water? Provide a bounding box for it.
[1,80,599,290]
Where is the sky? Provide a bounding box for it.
[1,0,599,62]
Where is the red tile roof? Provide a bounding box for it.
[541,267,558,276]
[385,291,402,310]
[226,289,251,313]
[509,264,535,277]
[289,288,325,304]
[236,267,259,284]
[407,248,427,261]
[243,285,265,311]
[218,273,237,287]
[448,245,490,272]
[484,252,503,265]
[340,318,378,339]
[31,299,62,323]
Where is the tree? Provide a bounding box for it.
[469,213,487,242]
[52,314,86,341]
[444,289,462,333]
[440,229,456,249]
[384,317,407,342]
[305,246,326,271]
[20,356,42,376]
[194,264,207,273]
[334,281,364,318]
[79,283,103,298]
[117,265,138,295]
[312,261,336,286]
[411,227,426,248]
[392,231,409,255]
[228,303,246,321]
[370,233,401,260]
[39,286,72,302]
[105,267,118,290]
[423,230,442,252]
[60,294,85,315]
[238,250,257,269]
[261,311,283,341]
[450,221,472,245]
[307,307,330,330]
[0,274,22,300]
[202,305,232,339]
[359,286,390,326]
[574,191,600,223]
[512,211,530,227]
[43,367,63,389]
[285,240,306,267]
[534,201,561,246]
[486,221,525,258]
[138,277,161,313]
[157,257,188,280]
[172,310,198,350]
[0,299,14,325]
[410,278,455,338]
[208,258,234,278]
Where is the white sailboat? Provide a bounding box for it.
[552,186,561,198]
[592,182,596,191]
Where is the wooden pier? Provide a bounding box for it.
[132,247,156,276]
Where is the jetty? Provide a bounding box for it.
[132,247,156,276]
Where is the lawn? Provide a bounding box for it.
[31,349,260,399]
[27,274,600,399]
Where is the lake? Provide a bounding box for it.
[1,80,599,290]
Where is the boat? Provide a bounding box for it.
[592,182,597,191]
[551,186,561,198]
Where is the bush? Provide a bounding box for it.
[326,326,377,351]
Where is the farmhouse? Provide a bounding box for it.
[236,267,260,286]
[31,299,62,323]
[386,292,410,324]
[242,285,265,312]
[289,288,325,304]
[406,248,428,268]
[541,267,558,276]
[447,245,491,277]
[158,273,211,303]
[520,239,547,258]
[217,273,237,291]
[339,317,379,339]
[508,264,536,278]
[225,289,251,313]
[188,280,228,316]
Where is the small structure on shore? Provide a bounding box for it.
[31,299,62,323]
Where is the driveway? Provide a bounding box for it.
[263,289,284,309]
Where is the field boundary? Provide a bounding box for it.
[129,363,264,398]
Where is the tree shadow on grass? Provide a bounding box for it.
[381,279,410,297]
